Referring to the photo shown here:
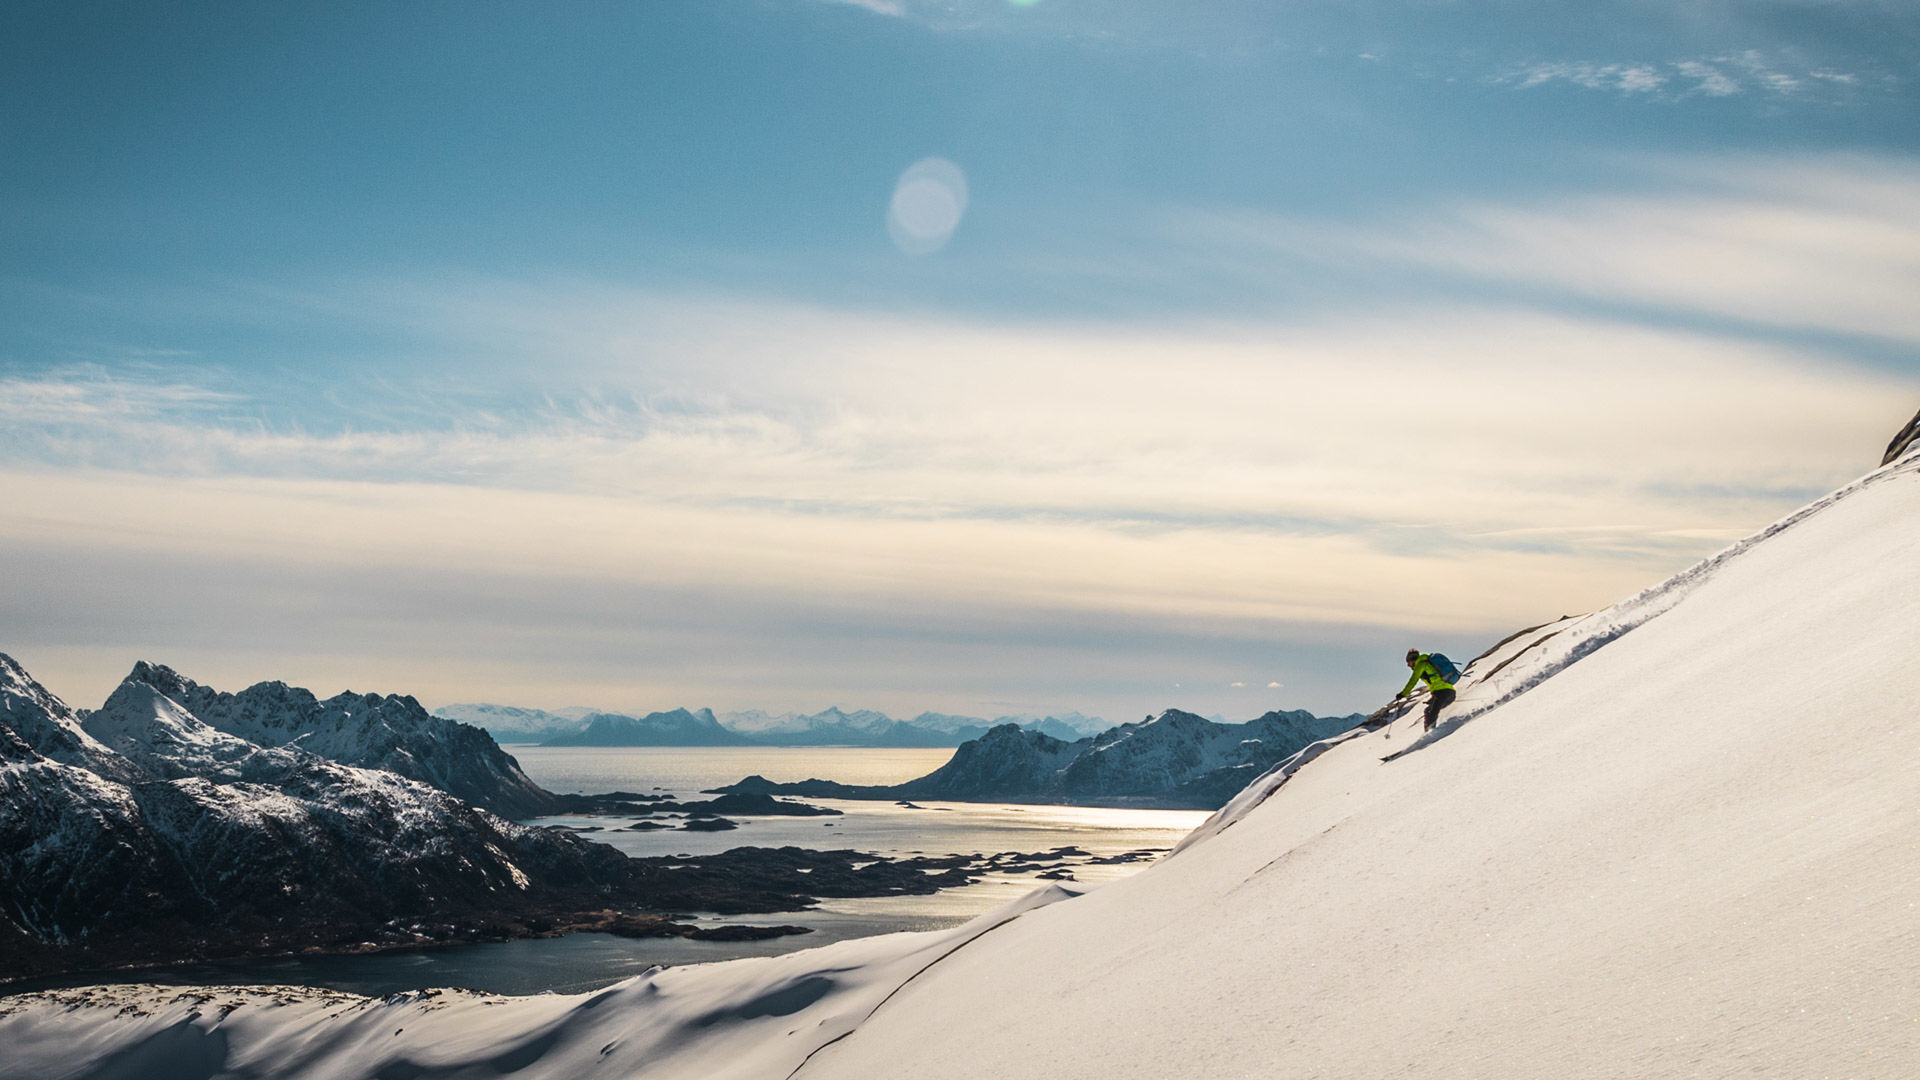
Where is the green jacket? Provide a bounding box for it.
[1399,654,1456,697]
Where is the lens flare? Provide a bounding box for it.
[887,157,969,255]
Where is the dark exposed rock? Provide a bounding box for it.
[1884,405,1920,466]
[553,792,674,815]
[624,847,980,915]
[681,817,739,832]
[696,792,841,817]
[1086,848,1169,865]
[687,924,812,942]
[570,790,842,818]
[703,774,878,799]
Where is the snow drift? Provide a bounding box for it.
[4,441,1917,1079]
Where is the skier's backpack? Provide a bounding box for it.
[1428,652,1462,683]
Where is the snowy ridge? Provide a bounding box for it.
[0,655,139,784]
[1178,445,1920,855]
[125,663,560,817]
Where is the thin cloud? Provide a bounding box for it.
[821,0,904,15]
[1174,154,1920,348]
[1675,60,1740,97]
[1508,62,1667,95]
[1498,52,1867,100]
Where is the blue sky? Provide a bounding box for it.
[4,0,1918,720]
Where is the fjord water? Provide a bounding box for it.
[26,746,1203,997]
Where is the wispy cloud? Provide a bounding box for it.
[1508,62,1667,95]
[820,0,904,16]
[1173,155,1920,348]
[1674,60,1741,97]
[3,295,1905,647]
[1500,52,1855,99]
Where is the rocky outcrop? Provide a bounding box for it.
[121,662,561,818]
[1884,404,1920,466]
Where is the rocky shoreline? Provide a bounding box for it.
[0,840,1171,992]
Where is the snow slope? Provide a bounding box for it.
[4,445,1916,1078]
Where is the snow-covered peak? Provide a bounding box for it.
[109,667,559,817]
[123,659,204,701]
[0,652,140,780]
[83,677,293,782]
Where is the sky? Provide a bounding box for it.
[3,0,1918,723]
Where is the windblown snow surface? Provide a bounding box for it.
[5,447,1918,1079]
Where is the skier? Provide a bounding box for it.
[1397,648,1457,731]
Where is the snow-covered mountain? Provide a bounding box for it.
[896,723,1087,798]
[908,710,1107,743]
[120,663,561,818]
[432,702,591,743]
[541,708,750,747]
[716,708,1356,808]
[720,706,929,746]
[15,429,1913,1076]
[0,657,641,983]
[1059,706,1354,806]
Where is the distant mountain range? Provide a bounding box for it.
[426,702,597,744]
[434,702,1109,748]
[710,707,1364,809]
[542,708,751,747]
